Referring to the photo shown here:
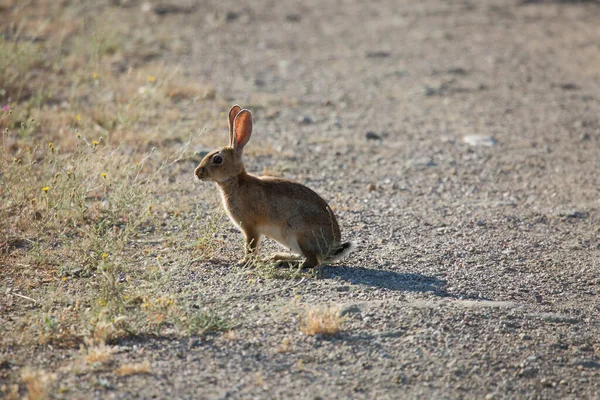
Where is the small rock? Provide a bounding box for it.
[225,11,239,21]
[407,157,436,170]
[540,378,553,388]
[493,200,516,207]
[423,86,438,96]
[556,209,586,220]
[447,67,467,75]
[365,131,381,141]
[340,304,362,316]
[367,184,377,192]
[334,286,350,292]
[365,51,391,58]
[285,14,301,22]
[476,220,486,227]
[153,4,193,15]
[558,83,578,91]
[463,135,496,147]
[297,115,313,125]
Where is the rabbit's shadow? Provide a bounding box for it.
[323,265,450,296]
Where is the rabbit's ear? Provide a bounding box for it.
[233,109,252,153]
[228,105,242,146]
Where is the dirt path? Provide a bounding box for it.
[3,0,600,398]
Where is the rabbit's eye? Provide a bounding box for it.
[212,155,223,164]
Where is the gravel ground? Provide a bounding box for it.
[5,0,600,398]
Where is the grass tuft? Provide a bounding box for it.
[20,368,55,400]
[81,337,113,366]
[301,305,345,336]
[113,360,151,377]
[186,309,231,336]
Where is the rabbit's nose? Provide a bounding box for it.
[194,166,205,180]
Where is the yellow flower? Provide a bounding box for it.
[102,253,108,259]
[101,172,107,179]
[49,142,54,152]
[93,72,98,79]
[92,140,99,146]
[42,186,50,192]
[76,114,81,121]
[61,277,68,282]
[147,75,155,83]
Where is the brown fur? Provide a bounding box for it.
[195,105,350,268]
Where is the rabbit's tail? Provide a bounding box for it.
[326,241,355,262]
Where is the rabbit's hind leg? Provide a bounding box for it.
[271,252,302,269]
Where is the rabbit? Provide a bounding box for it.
[194,105,354,269]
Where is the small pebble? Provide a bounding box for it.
[365,51,390,58]
[365,131,381,140]
[463,135,496,147]
[297,115,313,125]
[285,14,301,22]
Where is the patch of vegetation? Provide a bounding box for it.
[185,308,231,335]
[301,305,345,336]
[113,360,151,377]
[0,0,229,362]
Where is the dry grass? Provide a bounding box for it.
[113,360,151,377]
[0,1,233,394]
[301,305,345,336]
[255,371,267,388]
[81,337,114,365]
[222,330,237,341]
[276,337,294,353]
[0,384,19,400]
[20,368,55,400]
